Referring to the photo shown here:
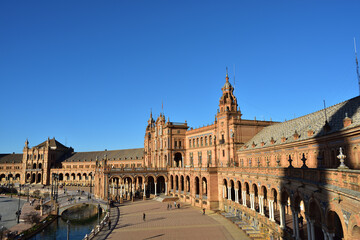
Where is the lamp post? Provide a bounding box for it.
[16,185,22,223]
[66,220,70,240]
[107,173,111,212]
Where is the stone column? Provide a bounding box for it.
[116,179,119,199]
[154,183,157,196]
[222,185,225,199]
[235,188,239,203]
[269,200,275,222]
[112,180,115,196]
[310,220,315,240]
[132,183,135,201]
[143,183,146,200]
[259,196,264,215]
[280,203,286,229]
[291,208,296,238]
[306,215,311,240]
[294,211,300,240]
[242,191,246,206]
[165,182,168,196]
[250,193,255,210]
[228,187,231,200]
[322,225,329,240]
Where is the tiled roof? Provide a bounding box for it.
[0,153,23,164]
[35,138,69,150]
[241,96,360,150]
[62,148,144,162]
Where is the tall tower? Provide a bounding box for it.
[215,70,242,167]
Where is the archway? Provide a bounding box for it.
[237,181,242,203]
[202,177,207,197]
[230,180,235,201]
[195,177,200,197]
[123,177,133,200]
[38,163,42,169]
[223,179,228,199]
[26,173,31,183]
[77,173,82,181]
[147,176,155,196]
[174,152,182,167]
[59,173,64,181]
[71,173,76,181]
[37,173,41,183]
[0,174,5,182]
[245,182,250,208]
[261,186,268,217]
[33,163,36,169]
[170,175,174,191]
[186,176,190,193]
[309,200,324,240]
[252,184,258,212]
[65,173,70,181]
[31,173,36,183]
[15,174,21,181]
[157,176,166,194]
[175,175,179,191]
[180,176,184,192]
[327,211,343,240]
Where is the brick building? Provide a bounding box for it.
[1,72,359,239]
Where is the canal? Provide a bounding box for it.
[29,209,104,240]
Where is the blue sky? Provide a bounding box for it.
[1,1,359,153]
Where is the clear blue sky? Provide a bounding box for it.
[1,1,359,153]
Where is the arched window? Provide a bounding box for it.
[189,139,191,148]
[209,135,212,145]
[205,136,208,146]
[201,137,203,147]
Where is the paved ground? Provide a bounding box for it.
[99,200,250,240]
[0,196,26,229]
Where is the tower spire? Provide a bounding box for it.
[354,37,360,96]
[226,67,229,82]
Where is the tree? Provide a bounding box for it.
[23,212,41,225]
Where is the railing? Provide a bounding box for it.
[83,212,110,240]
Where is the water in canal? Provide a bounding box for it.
[29,211,104,240]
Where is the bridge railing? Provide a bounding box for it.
[82,212,110,240]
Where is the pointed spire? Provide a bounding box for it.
[225,67,229,82]
[25,139,29,148]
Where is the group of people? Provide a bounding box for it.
[167,201,180,210]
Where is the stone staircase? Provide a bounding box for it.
[153,195,179,202]
[220,212,268,240]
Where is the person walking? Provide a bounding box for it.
[108,219,111,230]
[203,208,205,215]
[143,213,146,221]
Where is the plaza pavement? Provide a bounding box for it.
[0,196,26,230]
[96,200,250,240]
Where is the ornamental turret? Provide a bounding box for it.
[218,69,240,115]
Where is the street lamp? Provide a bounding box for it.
[107,173,111,211]
[16,185,22,223]
[66,220,70,240]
